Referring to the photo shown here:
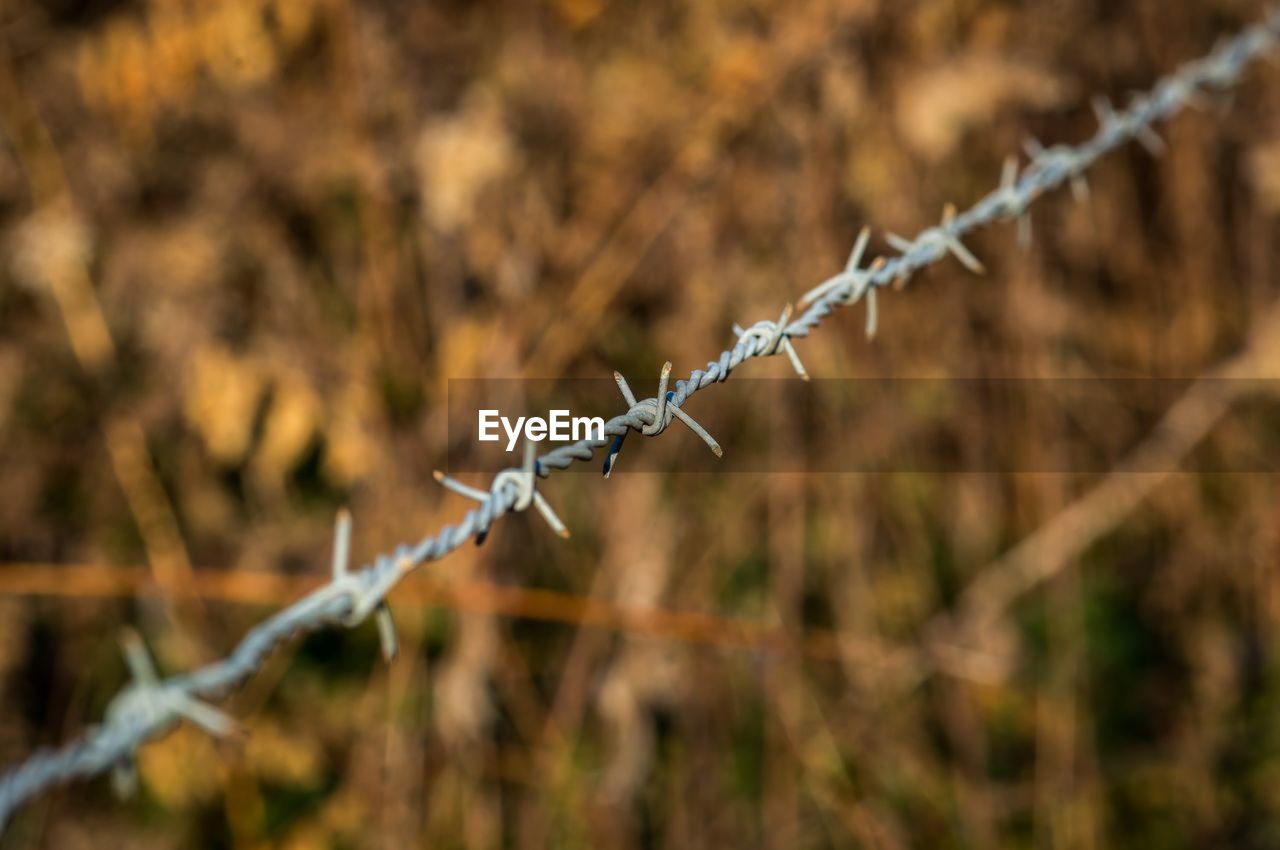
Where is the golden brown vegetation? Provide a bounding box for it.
[3,0,1280,847]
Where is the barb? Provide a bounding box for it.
[602,361,724,476]
[2,12,1278,829]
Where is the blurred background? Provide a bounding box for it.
[2,0,1280,847]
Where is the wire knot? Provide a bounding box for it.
[886,203,986,287]
[435,440,570,540]
[1023,137,1091,203]
[995,156,1033,248]
[799,226,886,338]
[102,630,235,797]
[1093,95,1166,156]
[732,303,809,380]
[321,509,402,662]
[603,362,722,476]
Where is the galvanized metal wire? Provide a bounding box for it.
[2,12,1278,829]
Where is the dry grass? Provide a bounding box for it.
[3,0,1280,847]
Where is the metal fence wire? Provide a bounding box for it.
[2,10,1279,831]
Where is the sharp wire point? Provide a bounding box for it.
[435,472,489,502]
[111,762,138,800]
[120,629,156,685]
[614,371,638,407]
[531,491,570,537]
[936,205,984,274]
[332,508,353,580]
[1136,125,1167,156]
[603,432,626,477]
[175,695,237,738]
[1001,156,1018,189]
[1091,94,1114,125]
[786,341,811,381]
[650,363,671,434]
[885,231,914,253]
[1071,174,1091,203]
[849,226,871,270]
[948,237,986,274]
[375,603,398,662]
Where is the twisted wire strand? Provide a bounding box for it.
[2,12,1278,829]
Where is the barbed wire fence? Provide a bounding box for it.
[3,10,1279,831]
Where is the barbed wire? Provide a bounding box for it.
[3,11,1279,830]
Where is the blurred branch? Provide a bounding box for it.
[913,305,1280,684]
[0,562,905,665]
